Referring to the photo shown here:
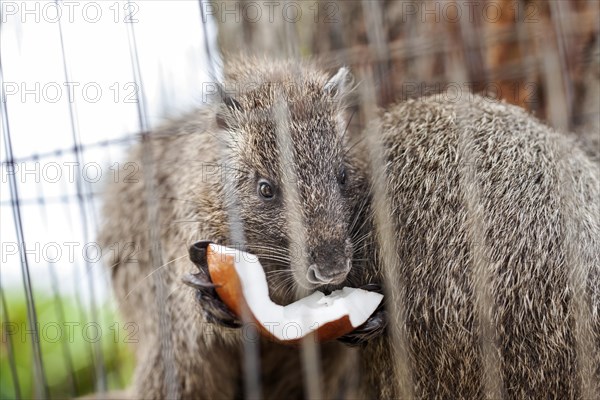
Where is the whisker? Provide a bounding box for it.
[266,269,293,275]
[341,110,357,145]
[271,275,296,296]
[345,135,365,158]
[256,255,291,264]
[250,246,291,255]
[352,233,372,247]
[123,254,188,300]
[349,196,370,233]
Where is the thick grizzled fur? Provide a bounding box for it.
[98,59,368,399]
[359,94,599,399]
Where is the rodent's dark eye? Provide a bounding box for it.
[338,167,347,186]
[258,179,274,200]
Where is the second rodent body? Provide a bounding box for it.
[358,94,600,399]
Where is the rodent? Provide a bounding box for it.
[98,58,378,399]
[356,93,599,399]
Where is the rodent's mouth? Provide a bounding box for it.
[315,282,346,296]
[296,274,349,294]
[268,268,349,304]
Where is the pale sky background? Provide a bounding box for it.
[1,1,220,309]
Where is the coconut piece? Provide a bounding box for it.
[206,244,384,343]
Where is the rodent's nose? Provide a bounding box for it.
[306,264,348,285]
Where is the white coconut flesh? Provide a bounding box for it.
[211,244,384,342]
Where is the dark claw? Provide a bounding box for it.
[338,308,387,346]
[185,240,241,328]
[182,273,216,290]
[359,283,384,294]
[188,240,212,272]
[338,283,387,346]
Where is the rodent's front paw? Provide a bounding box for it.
[184,241,241,329]
[337,283,387,346]
[337,308,387,346]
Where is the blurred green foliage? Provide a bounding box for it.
[1,290,134,399]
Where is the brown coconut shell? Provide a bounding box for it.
[206,245,357,344]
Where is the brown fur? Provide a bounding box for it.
[358,94,599,399]
[98,58,368,399]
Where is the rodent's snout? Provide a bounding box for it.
[306,262,350,285]
[303,237,353,287]
[300,235,353,289]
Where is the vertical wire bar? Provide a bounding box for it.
[412,0,432,84]
[215,86,262,399]
[361,70,414,400]
[551,4,599,391]
[220,168,262,400]
[360,0,392,105]
[400,0,419,84]
[124,2,178,397]
[538,25,569,130]
[455,100,504,400]
[554,132,597,400]
[0,54,49,400]
[280,5,310,391]
[239,290,262,400]
[273,94,323,399]
[445,11,503,395]
[522,0,567,131]
[198,0,217,79]
[278,19,323,396]
[55,4,107,392]
[299,324,322,399]
[0,284,22,399]
[219,152,263,400]
[513,0,530,108]
[358,6,413,394]
[46,264,78,396]
[283,0,300,59]
[456,0,488,89]
[201,2,262,397]
[548,1,575,130]
[34,182,78,397]
[212,92,263,398]
[212,98,261,398]
[57,169,97,391]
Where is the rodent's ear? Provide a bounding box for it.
[324,67,353,99]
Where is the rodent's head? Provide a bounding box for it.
[215,60,363,299]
